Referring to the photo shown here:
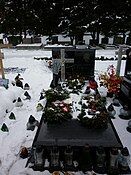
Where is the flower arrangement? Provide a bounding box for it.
[100,65,122,95]
[43,102,72,124]
[77,96,108,129]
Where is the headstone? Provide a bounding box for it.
[33,37,41,43]
[89,39,98,46]
[23,38,32,44]
[114,36,123,45]
[8,36,22,46]
[52,48,95,80]
[52,36,58,44]
[101,37,109,44]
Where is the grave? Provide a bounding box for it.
[26,48,130,174]
[101,37,109,44]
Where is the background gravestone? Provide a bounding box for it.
[101,37,109,44]
[23,38,33,44]
[52,36,58,44]
[33,37,41,43]
[113,36,123,45]
[8,36,22,46]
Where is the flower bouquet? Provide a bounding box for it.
[100,65,122,96]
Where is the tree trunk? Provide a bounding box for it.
[122,32,126,44]
[96,30,100,45]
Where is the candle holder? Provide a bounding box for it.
[64,145,73,166]
[15,97,23,107]
[93,146,106,174]
[127,120,131,133]
[24,83,30,90]
[50,146,60,169]
[34,146,44,170]
[79,144,93,172]
[119,104,131,120]
[24,91,31,100]
[26,115,39,131]
[118,147,130,173]
[107,103,116,119]
[110,147,119,168]
[112,97,120,107]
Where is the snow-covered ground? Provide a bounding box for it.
[0,48,130,175]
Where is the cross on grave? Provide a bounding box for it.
[60,49,74,82]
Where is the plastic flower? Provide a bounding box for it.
[100,65,122,95]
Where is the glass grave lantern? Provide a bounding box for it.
[127,119,131,133]
[112,97,120,107]
[94,146,106,174]
[80,144,93,172]
[119,104,131,119]
[107,103,116,119]
[64,145,73,167]
[50,146,60,167]
[118,147,130,172]
[110,147,119,168]
[34,145,44,170]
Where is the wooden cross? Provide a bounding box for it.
[60,49,74,82]
[0,49,5,79]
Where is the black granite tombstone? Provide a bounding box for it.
[52,48,95,79]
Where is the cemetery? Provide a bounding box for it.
[1,1,131,174]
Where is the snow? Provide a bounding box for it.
[0,48,130,175]
[16,44,43,47]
